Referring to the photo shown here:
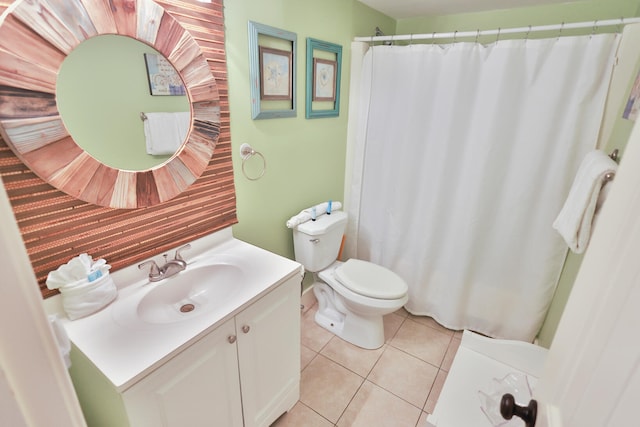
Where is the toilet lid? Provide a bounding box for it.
[335,259,407,300]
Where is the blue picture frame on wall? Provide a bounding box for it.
[248,21,297,120]
[306,38,342,119]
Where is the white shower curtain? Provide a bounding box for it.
[346,34,619,341]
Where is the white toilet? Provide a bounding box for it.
[293,210,408,349]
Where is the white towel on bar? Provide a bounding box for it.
[143,112,190,155]
[286,201,342,228]
[553,150,618,253]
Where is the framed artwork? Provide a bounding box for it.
[623,67,640,121]
[259,46,292,100]
[143,53,186,96]
[312,58,337,101]
[248,21,297,119]
[306,38,342,118]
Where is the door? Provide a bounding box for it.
[123,318,243,427]
[236,277,301,427]
[533,108,640,426]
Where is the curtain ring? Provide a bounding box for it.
[475,29,480,44]
[239,143,266,181]
[496,27,501,44]
[409,33,413,46]
[525,25,531,41]
[592,20,598,37]
[618,17,624,33]
[431,31,436,44]
[453,30,458,43]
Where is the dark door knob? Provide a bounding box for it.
[500,393,537,427]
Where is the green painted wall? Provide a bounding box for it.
[57,35,188,171]
[397,0,640,38]
[225,0,393,259]
[69,344,130,427]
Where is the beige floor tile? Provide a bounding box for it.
[301,344,317,371]
[368,346,438,408]
[271,402,333,427]
[407,314,455,337]
[300,354,364,423]
[383,311,406,343]
[440,337,461,372]
[337,380,422,427]
[417,411,429,427]
[320,336,384,377]
[395,307,410,318]
[424,369,448,414]
[391,319,452,367]
[301,307,334,352]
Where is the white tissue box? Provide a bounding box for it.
[61,273,117,320]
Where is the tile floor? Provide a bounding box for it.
[272,303,462,427]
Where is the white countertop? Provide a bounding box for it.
[61,232,302,391]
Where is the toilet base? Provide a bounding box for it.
[312,282,385,350]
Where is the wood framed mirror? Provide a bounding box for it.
[0,0,220,209]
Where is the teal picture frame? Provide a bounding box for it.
[306,38,342,119]
[248,21,297,120]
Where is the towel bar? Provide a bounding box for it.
[239,143,266,181]
[604,149,619,182]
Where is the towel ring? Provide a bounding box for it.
[239,143,266,181]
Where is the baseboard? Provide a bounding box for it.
[300,286,317,313]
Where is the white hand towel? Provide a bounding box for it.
[46,254,111,289]
[46,255,117,319]
[61,274,117,320]
[143,111,190,155]
[286,201,342,228]
[553,150,618,253]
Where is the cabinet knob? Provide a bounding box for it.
[227,335,237,344]
[241,325,251,334]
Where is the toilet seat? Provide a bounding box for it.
[335,259,407,300]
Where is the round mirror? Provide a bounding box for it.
[57,35,191,171]
[0,0,221,209]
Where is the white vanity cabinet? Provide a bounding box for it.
[125,276,300,427]
[234,276,301,426]
[69,274,300,427]
[122,317,242,426]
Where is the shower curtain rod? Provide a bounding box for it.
[354,17,640,43]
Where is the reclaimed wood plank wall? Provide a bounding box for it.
[0,0,236,298]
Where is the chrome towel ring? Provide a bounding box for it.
[239,143,266,181]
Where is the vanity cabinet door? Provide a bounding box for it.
[122,318,243,427]
[236,277,301,427]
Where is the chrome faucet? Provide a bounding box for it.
[138,244,191,282]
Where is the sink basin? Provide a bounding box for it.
[111,259,246,327]
[137,263,244,324]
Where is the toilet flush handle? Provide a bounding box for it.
[310,238,320,244]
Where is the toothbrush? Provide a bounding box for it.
[311,206,317,221]
[327,200,332,215]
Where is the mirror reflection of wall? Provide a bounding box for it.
[56,35,191,171]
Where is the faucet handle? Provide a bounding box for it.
[174,244,191,261]
[138,260,161,278]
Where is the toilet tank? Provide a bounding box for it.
[293,210,348,272]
